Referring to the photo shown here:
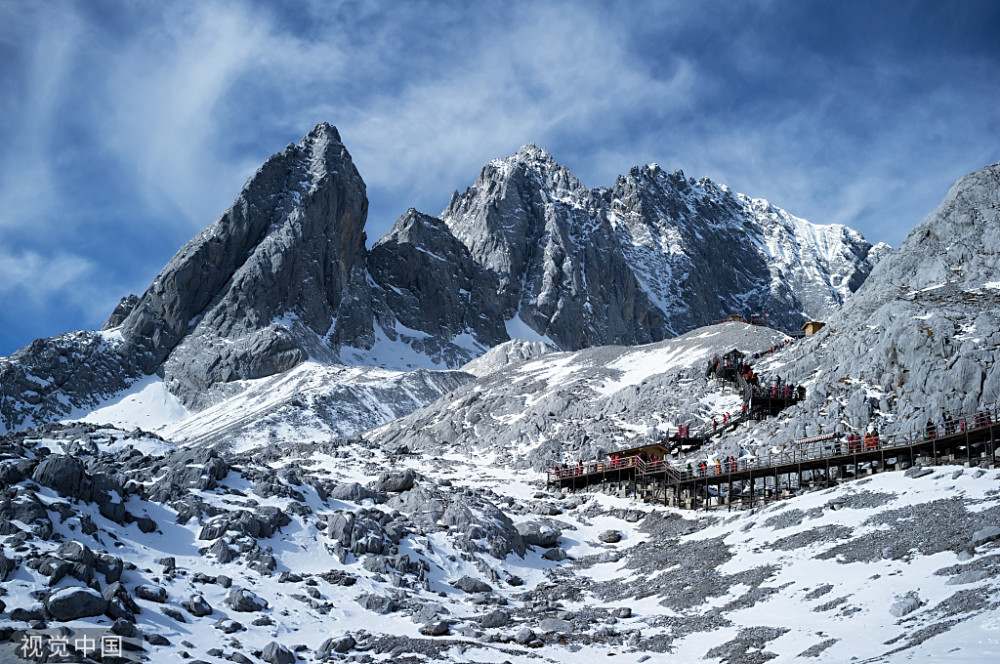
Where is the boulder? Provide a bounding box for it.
[480,609,510,628]
[516,521,560,548]
[421,621,449,636]
[134,585,168,603]
[184,594,213,617]
[355,593,399,614]
[542,547,568,561]
[376,469,416,493]
[319,635,355,655]
[599,530,623,544]
[538,618,573,634]
[889,593,921,618]
[514,627,535,645]
[31,456,85,498]
[102,581,141,621]
[0,550,17,581]
[226,588,268,613]
[45,587,108,621]
[451,576,493,594]
[327,482,385,503]
[261,641,295,664]
[971,526,1000,547]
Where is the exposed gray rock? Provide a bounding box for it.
[261,641,296,664]
[116,123,373,408]
[184,594,213,617]
[538,618,572,634]
[600,530,623,544]
[355,593,399,614]
[451,576,493,594]
[514,627,535,645]
[134,585,168,604]
[971,526,1000,547]
[319,635,355,655]
[326,509,398,560]
[420,620,449,636]
[227,588,268,613]
[753,160,1000,451]
[905,467,934,479]
[31,456,85,498]
[368,209,506,366]
[327,482,385,503]
[889,592,922,618]
[102,581,140,622]
[45,587,107,621]
[517,521,561,548]
[376,469,415,493]
[480,609,510,628]
[0,549,17,581]
[946,570,990,585]
[542,547,568,561]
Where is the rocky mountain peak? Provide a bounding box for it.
[115,122,374,407]
[859,160,1000,297]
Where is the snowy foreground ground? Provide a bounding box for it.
[1,421,998,664]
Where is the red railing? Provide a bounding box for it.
[549,402,999,486]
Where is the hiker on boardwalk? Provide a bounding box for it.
[924,419,937,440]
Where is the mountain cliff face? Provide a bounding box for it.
[754,160,1000,445]
[607,165,885,333]
[116,123,373,408]
[2,124,881,428]
[440,146,667,350]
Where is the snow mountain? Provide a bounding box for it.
[2,124,879,433]
[0,152,999,663]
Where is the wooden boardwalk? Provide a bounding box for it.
[549,404,1000,511]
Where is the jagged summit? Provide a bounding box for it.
[2,123,884,428]
[111,123,375,408]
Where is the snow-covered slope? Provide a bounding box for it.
[1,418,996,664]
[367,322,789,472]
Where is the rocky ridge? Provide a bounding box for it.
[1,124,881,431]
[750,160,1000,446]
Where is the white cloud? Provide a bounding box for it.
[0,5,84,230]
[0,248,95,301]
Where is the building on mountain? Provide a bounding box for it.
[801,321,826,336]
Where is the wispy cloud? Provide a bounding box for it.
[0,0,998,354]
[0,5,84,231]
[0,248,94,301]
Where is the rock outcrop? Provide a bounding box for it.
[117,123,373,408]
[755,160,1000,442]
[2,124,882,429]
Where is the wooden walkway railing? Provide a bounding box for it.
[549,401,1000,507]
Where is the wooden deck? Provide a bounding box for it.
[549,405,1000,510]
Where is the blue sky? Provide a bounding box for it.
[1,0,999,356]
